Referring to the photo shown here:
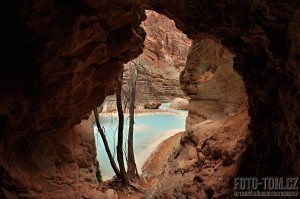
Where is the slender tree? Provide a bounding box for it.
[116,77,130,186]
[93,109,121,178]
[127,61,140,180]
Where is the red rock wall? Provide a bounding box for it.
[181,39,247,128]
[141,10,191,69]
[145,38,250,198]
[144,0,300,178]
[0,115,110,198]
[0,1,145,135]
[0,0,300,198]
[0,1,145,197]
[122,11,191,102]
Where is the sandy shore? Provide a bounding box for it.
[104,131,185,199]
[141,131,184,181]
[100,108,183,117]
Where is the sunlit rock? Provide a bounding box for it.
[170,98,189,110]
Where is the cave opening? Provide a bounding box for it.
[1,1,299,198]
[92,10,251,198]
[93,10,191,181]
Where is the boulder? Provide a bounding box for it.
[170,98,189,110]
[144,101,161,109]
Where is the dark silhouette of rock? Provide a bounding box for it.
[144,101,162,109]
[0,0,299,198]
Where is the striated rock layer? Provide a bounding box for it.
[143,0,300,180]
[122,10,191,102]
[145,39,250,198]
[0,0,300,198]
[181,39,247,128]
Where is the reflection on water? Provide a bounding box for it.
[93,103,187,180]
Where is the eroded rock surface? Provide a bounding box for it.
[181,39,247,128]
[0,1,145,197]
[122,10,191,103]
[144,39,250,198]
[145,112,249,199]
[144,0,300,179]
[0,0,300,198]
[0,114,111,198]
[169,98,189,110]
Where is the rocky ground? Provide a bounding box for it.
[102,103,248,199]
[143,105,249,199]
[142,132,184,182]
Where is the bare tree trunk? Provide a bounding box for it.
[93,109,121,178]
[127,63,140,180]
[116,79,130,187]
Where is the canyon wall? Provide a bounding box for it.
[122,10,191,103]
[144,0,300,179]
[181,39,247,128]
[145,39,250,198]
[0,0,299,198]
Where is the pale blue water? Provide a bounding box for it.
[159,102,171,110]
[93,103,187,180]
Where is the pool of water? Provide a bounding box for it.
[93,103,187,180]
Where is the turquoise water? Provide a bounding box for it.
[93,103,187,180]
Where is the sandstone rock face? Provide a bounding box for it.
[145,39,250,198]
[181,39,247,128]
[144,0,300,179]
[145,111,250,199]
[0,1,145,197]
[0,0,300,198]
[169,98,189,110]
[0,1,146,135]
[141,10,191,69]
[0,114,109,198]
[122,10,191,102]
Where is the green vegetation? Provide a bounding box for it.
[96,161,102,183]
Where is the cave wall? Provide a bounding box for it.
[0,115,111,198]
[145,38,250,198]
[0,0,300,198]
[0,1,145,135]
[142,0,300,177]
[0,0,146,197]
[181,39,247,128]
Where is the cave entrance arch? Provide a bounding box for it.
[95,10,251,197]
[128,9,251,197]
[93,10,191,181]
[0,1,299,198]
[143,1,300,197]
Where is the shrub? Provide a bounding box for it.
[96,161,102,183]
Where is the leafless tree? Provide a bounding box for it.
[116,76,130,187]
[127,61,140,180]
[93,109,121,178]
